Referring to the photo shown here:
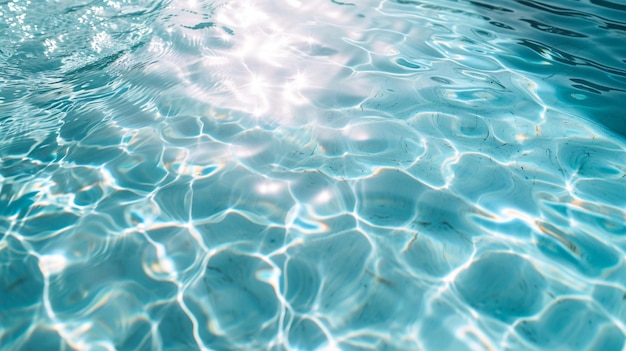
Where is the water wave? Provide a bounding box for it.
[1,0,625,350]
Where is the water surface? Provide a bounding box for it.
[1,0,625,350]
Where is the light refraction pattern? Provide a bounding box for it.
[1,0,626,350]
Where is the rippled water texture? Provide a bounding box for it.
[1,0,626,350]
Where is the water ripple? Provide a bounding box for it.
[1,0,626,350]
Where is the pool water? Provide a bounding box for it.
[1,0,625,350]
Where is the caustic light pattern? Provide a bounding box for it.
[1,0,625,350]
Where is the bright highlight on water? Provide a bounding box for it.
[1,0,625,350]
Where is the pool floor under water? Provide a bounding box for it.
[1,0,626,350]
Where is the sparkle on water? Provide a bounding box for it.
[1,0,626,350]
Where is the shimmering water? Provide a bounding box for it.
[1,0,625,350]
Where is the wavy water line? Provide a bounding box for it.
[1,0,626,350]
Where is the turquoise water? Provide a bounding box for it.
[1,0,625,350]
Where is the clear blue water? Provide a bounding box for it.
[1,0,625,350]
